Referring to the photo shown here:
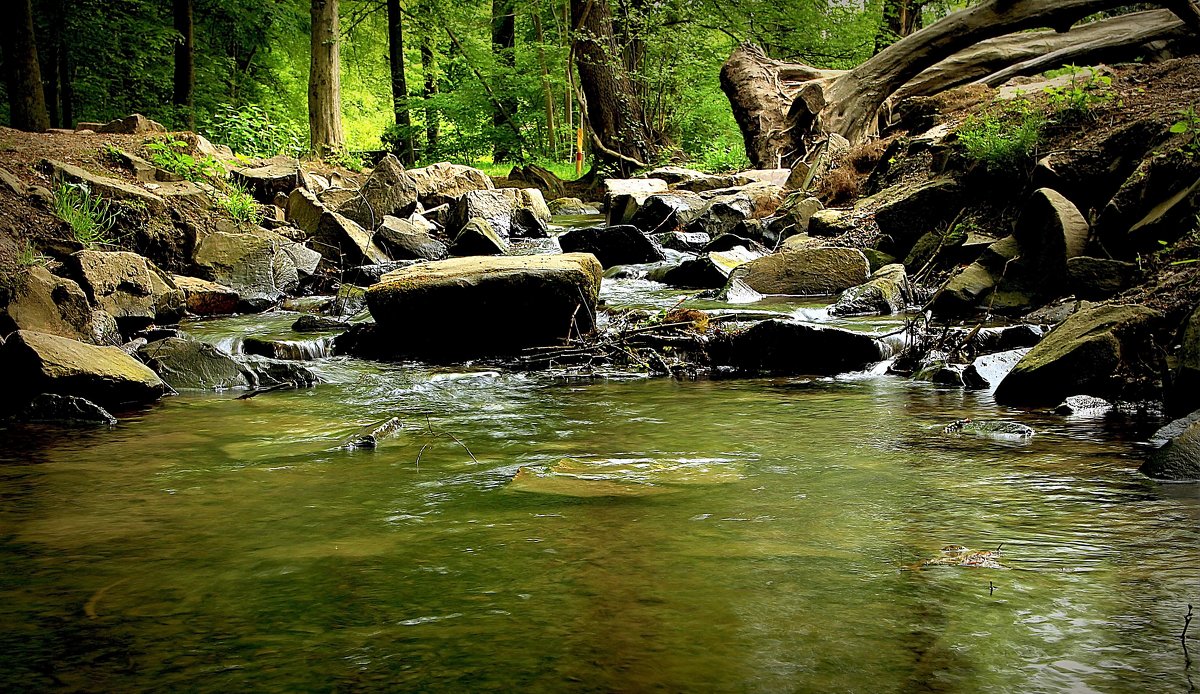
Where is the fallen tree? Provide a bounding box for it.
[722,1,1200,168]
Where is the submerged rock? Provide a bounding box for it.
[292,315,351,333]
[242,336,333,361]
[19,393,117,426]
[1053,395,1114,416]
[719,319,886,375]
[725,247,870,296]
[1140,411,1200,482]
[137,334,249,390]
[364,254,603,359]
[943,419,1035,439]
[917,544,1007,570]
[340,417,404,450]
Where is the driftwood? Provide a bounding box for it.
[722,1,1200,167]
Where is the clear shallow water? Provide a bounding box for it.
[2,298,1199,692]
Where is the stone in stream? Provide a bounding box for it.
[242,336,334,361]
[629,192,708,232]
[137,334,250,390]
[171,275,239,316]
[916,545,1007,570]
[942,419,1035,439]
[685,194,753,238]
[449,217,508,257]
[1140,411,1200,481]
[556,225,666,268]
[653,248,760,290]
[719,319,887,375]
[447,189,517,238]
[703,233,766,255]
[292,315,351,333]
[339,417,404,450]
[509,456,742,497]
[1066,257,1140,300]
[962,349,1029,391]
[192,229,301,311]
[1,330,166,407]
[994,303,1162,407]
[0,266,121,345]
[375,215,448,261]
[828,263,909,317]
[18,393,117,426]
[547,197,599,215]
[313,211,390,267]
[405,161,494,208]
[652,231,711,254]
[364,254,603,359]
[236,355,320,390]
[1053,395,1114,416]
[724,247,870,296]
[342,260,423,286]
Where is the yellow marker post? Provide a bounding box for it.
[575,126,584,176]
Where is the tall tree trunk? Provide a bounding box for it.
[58,14,72,129]
[41,32,59,128]
[570,0,658,173]
[173,0,195,129]
[564,0,574,156]
[0,0,51,132]
[421,33,439,156]
[309,0,345,156]
[534,11,557,155]
[387,0,415,164]
[491,0,519,162]
[875,0,924,54]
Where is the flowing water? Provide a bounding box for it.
[2,258,1199,691]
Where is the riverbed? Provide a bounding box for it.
[1,248,1198,691]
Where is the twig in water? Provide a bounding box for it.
[415,443,430,469]
[989,581,995,596]
[236,382,293,400]
[442,431,478,463]
[1184,603,1194,667]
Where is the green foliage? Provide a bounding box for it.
[145,138,223,181]
[53,182,117,247]
[324,149,365,173]
[1043,66,1113,120]
[692,139,753,174]
[1171,106,1200,157]
[17,240,50,267]
[957,101,1045,172]
[203,104,305,159]
[217,183,261,225]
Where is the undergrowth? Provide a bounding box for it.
[957,100,1045,172]
[219,183,262,224]
[53,182,117,247]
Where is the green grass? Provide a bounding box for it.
[443,157,585,182]
[17,239,50,267]
[53,182,117,247]
[957,100,1045,172]
[218,182,262,224]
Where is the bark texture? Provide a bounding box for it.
[309,0,345,155]
[174,0,195,128]
[491,0,519,162]
[1,0,51,132]
[387,0,415,163]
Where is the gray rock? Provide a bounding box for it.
[137,335,250,390]
[1141,412,1200,481]
[342,261,423,286]
[334,154,419,228]
[0,266,120,345]
[726,247,870,296]
[285,188,325,235]
[547,197,599,215]
[66,250,184,329]
[243,336,334,361]
[829,263,909,316]
[231,156,304,205]
[293,315,351,333]
[720,319,886,375]
[376,215,447,260]
[655,249,760,289]
[943,419,1035,439]
[2,330,165,407]
[340,417,404,450]
[557,225,666,268]
[42,159,165,214]
[629,192,708,232]
[449,218,508,257]
[685,194,753,237]
[192,230,300,310]
[1053,395,1114,416]
[19,393,117,426]
[872,177,961,256]
[962,349,1030,391]
[652,231,710,253]
[405,161,494,207]
[449,189,516,238]
[807,208,857,237]
[313,211,390,267]
[1066,256,1139,300]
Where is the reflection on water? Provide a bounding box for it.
[1,314,1199,691]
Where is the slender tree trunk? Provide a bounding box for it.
[58,21,72,129]
[491,0,519,162]
[570,0,659,173]
[173,0,195,129]
[875,0,924,54]
[421,34,439,156]
[1,0,50,132]
[564,0,574,155]
[42,33,59,128]
[534,11,556,155]
[387,0,415,163]
[309,0,345,156]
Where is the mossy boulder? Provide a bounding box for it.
[1140,412,1200,482]
[829,263,909,316]
[365,253,603,359]
[993,303,1161,406]
[1,330,165,407]
[137,334,250,390]
[725,247,869,296]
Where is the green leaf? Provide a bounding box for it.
[1171,122,1190,134]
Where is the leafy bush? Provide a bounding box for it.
[53,182,117,247]
[1044,65,1113,120]
[957,101,1045,172]
[203,104,305,159]
[145,138,223,181]
[692,138,752,174]
[218,183,262,224]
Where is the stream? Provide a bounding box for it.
[1,218,1198,692]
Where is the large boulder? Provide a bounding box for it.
[719,320,886,375]
[364,254,603,359]
[629,192,708,232]
[66,250,184,329]
[685,194,753,237]
[766,194,824,240]
[557,225,666,268]
[449,218,508,257]
[655,249,759,289]
[335,154,419,228]
[1066,256,1140,300]
[725,247,870,296]
[603,178,667,199]
[1140,412,1200,482]
[872,177,962,257]
[448,189,516,238]
[171,275,239,315]
[230,156,304,205]
[498,188,552,224]
[406,161,494,207]
[192,230,300,310]
[1010,188,1089,293]
[375,216,447,261]
[137,334,250,390]
[1096,149,1200,256]
[994,303,1162,406]
[285,188,325,235]
[0,266,119,345]
[829,263,909,316]
[313,211,390,267]
[1,330,165,407]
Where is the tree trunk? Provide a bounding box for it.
[534,11,557,156]
[570,0,658,173]
[173,0,195,129]
[58,23,73,129]
[387,0,415,164]
[789,0,1200,153]
[421,33,439,156]
[875,0,924,54]
[491,0,519,162]
[309,0,345,156]
[0,0,51,132]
